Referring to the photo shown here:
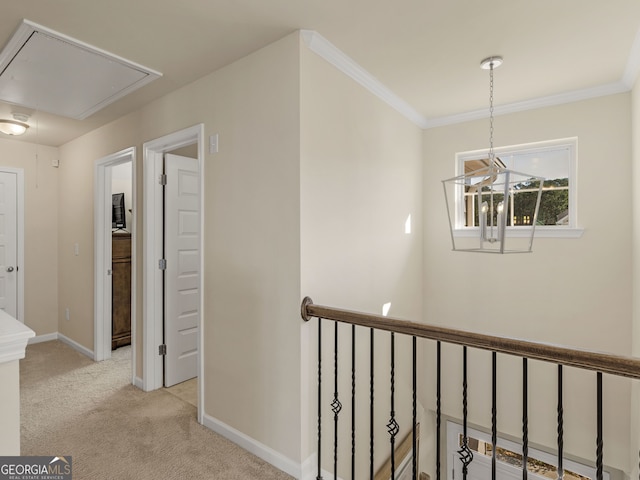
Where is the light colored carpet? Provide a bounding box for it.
[166,377,197,407]
[20,341,294,480]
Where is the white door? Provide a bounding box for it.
[0,172,18,318]
[164,153,200,387]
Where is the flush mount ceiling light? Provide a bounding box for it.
[0,20,162,120]
[0,113,29,136]
[442,56,544,254]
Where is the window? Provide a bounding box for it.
[455,138,582,238]
[447,422,608,480]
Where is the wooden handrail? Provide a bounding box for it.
[301,297,640,380]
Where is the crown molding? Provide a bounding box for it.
[300,30,429,128]
[423,81,630,128]
[300,28,640,131]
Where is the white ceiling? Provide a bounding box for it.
[0,0,639,147]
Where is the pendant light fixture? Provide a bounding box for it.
[442,56,544,253]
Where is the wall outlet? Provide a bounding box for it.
[65,307,70,321]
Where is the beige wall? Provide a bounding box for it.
[631,77,640,479]
[422,94,633,473]
[300,44,424,474]
[0,360,20,455]
[49,28,639,477]
[58,115,141,349]
[0,138,58,336]
[58,33,303,464]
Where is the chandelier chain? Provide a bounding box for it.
[489,62,495,166]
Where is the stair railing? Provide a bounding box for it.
[301,296,640,480]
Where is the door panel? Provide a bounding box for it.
[0,172,18,318]
[164,153,200,387]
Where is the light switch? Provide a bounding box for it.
[209,133,219,154]
[74,243,79,256]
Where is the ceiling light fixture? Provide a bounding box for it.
[0,113,29,136]
[442,56,544,253]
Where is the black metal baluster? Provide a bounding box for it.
[522,358,528,480]
[437,341,442,480]
[596,372,603,480]
[458,346,473,480]
[317,319,323,480]
[492,352,497,480]
[387,332,400,478]
[351,324,356,480]
[332,321,342,480]
[413,336,418,480]
[557,365,564,480]
[370,328,375,480]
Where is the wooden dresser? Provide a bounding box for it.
[112,232,131,349]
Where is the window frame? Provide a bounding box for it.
[446,421,609,480]
[454,138,583,238]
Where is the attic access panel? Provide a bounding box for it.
[0,20,162,120]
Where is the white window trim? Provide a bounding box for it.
[447,421,609,480]
[454,138,584,239]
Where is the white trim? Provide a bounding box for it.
[28,332,58,344]
[142,124,205,425]
[300,454,317,480]
[299,30,637,130]
[454,227,584,239]
[0,310,34,363]
[93,147,136,388]
[446,421,609,480]
[0,168,25,324]
[133,376,144,389]
[0,20,162,120]
[426,82,629,128]
[300,30,429,129]
[453,138,580,238]
[202,412,301,479]
[300,453,344,480]
[58,332,94,359]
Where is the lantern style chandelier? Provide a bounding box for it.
[442,56,544,254]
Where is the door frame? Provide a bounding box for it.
[0,167,24,322]
[94,148,136,374]
[142,124,204,423]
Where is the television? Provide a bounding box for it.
[112,193,126,229]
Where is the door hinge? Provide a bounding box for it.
[159,258,167,270]
[159,344,167,356]
[159,174,167,185]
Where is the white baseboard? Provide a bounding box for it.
[58,333,94,359]
[301,454,316,480]
[202,412,301,478]
[300,453,344,480]
[28,332,58,344]
[133,376,144,389]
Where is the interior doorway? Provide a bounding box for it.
[94,148,136,385]
[0,168,24,322]
[142,124,204,424]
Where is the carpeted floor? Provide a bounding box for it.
[20,341,294,480]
